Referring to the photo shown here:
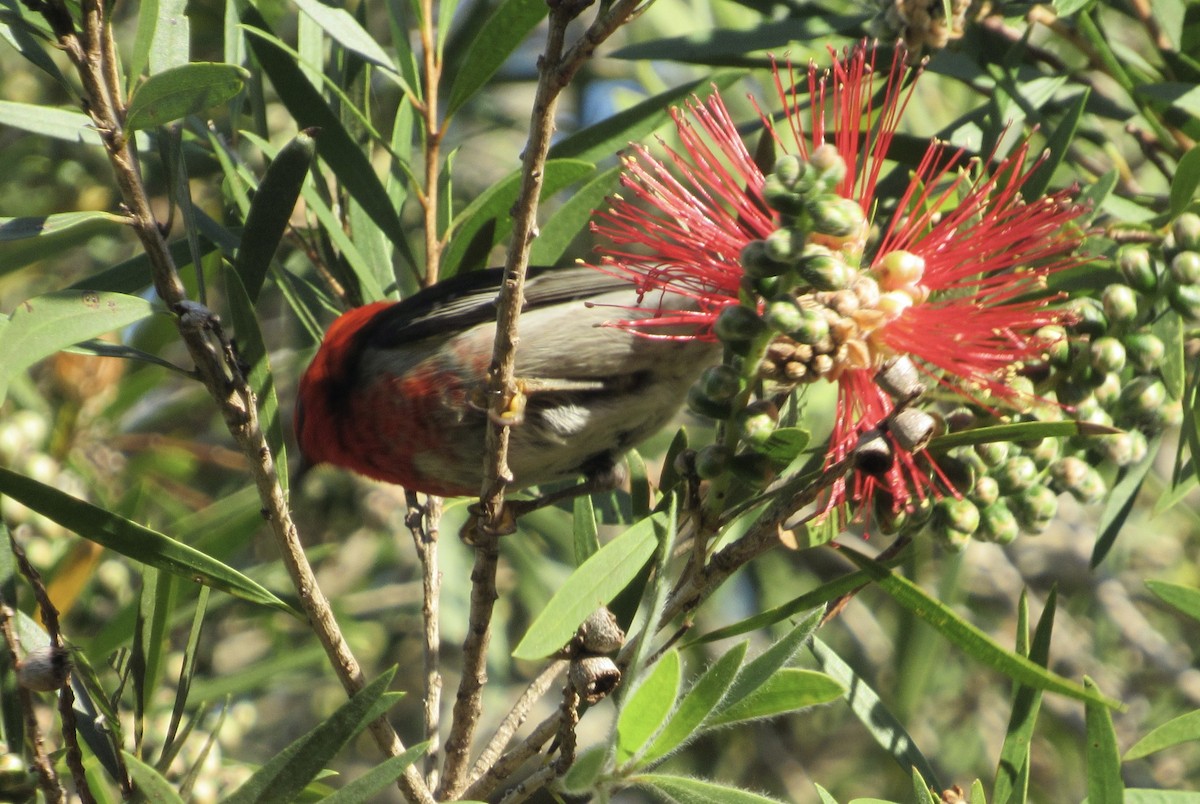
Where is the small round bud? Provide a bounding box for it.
[729,452,778,484]
[1124,331,1166,374]
[996,455,1039,495]
[1094,432,1138,468]
[874,250,926,291]
[975,440,1010,468]
[17,645,71,692]
[1067,297,1108,338]
[971,475,1001,507]
[772,154,806,189]
[1118,246,1158,294]
[714,304,767,343]
[687,385,733,420]
[1014,484,1058,533]
[569,656,621,704]
[797,245,852,291]
[810,143,847,188]
[1101,283,1139,326]
[1167,277,1200,319]
[852,275,881,307]
[945,407,976,432]
[1171,212,1200,252]
[978,501,1020,544]
[697,365,742,403]
[1170,251,1200,285]
[808,194,865,238]
[1092,371,1122,408]
[577,608,625,654]
[765,227,799,264]
[932,497,981,546]
[1119,376,1168,422]
[1035,325,1071,367]
[740,239,785,278]
[764,297,806,336]
[1089,336,1127,374]
[739,401,779,447]
[694,444,732,479]
[1027,435,1062,468]
[762,173,805,216]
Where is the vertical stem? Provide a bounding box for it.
[419,0,443,287]
[406,493,443,790]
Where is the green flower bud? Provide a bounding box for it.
[1117,245,1158,294]
[1027,435,1062,468]
[1101,283,1139,326]
[694,444,732,479]
[1170,251,1200,285]
[1124,331,1165,374]
[945,407,976,432]
[714,304,767,343]
[808,194,864,238]
[932,497,981,548]
[765,227,799,265]
[1167,277,1200,319]
[971,475,1001,507]
[1036,325,1071,367]
[975,440,1010,467]
[1067,297,1108,338]
[1172,212,1200,252]
[790,307,832,345]
[1089,336,1127,374]
[740,239,786,278]
[1014,484,1058,533]
[697,364,742,402]
[772,154,806,189]
[810,143,847,188]
[1092,371,1122,409]
[978,501,1020,545]
[797,245,852,291]
[1094,431,1140,468]
[996,455,1039,495]
[1119,376,1168,422]
[762,174,805,216]
[1049,456,1106,503]
[729,452,777,485]
[687,384,734,420]
[764,297,806,336]
[739,401,779,447]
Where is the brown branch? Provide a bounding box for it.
[405,493,443,791]
[418,0,443,287]
[467,660,569,788]
[0,599,64,803]
[37,5,435,802]
[462,708,562,802]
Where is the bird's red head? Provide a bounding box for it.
[295,301,392,472]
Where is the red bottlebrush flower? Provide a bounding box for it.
[591,42,1092,523]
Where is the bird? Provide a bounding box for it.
[294,266,719,498]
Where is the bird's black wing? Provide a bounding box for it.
[364,266,631,347]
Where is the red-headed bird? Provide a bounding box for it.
[295,267,718,497]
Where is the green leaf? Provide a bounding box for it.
[529,165,622,266]
[572,494,600,565]
[0,467,295,614]
[1091,435,1161,568]
[913,767,938,804]
[1124,709,1200,760]
[1085,677,1123,804]
[445,0,548,117]
[811,638,941,789]
[1022,89,1089,199]
[1171,146,1200,216]
[841,547,1119,708]
[241,6,409,254]
[756,428,811,467]
[930,420,1116,452]
[716,609,822,717]
[634,774,788,803]
[224,268,288,494]
[562,745,607,794]
[0,211,126,242]
[1146,580,1200,623]
[234,129,317,302]
[617,649,681,764]
[705,669,843,727]
[322,743,428,803]
[1122,791,1200,803]
[125,63,248,131]
[1153,306,1186,401]
[1134,82,1200,118]
[642,642,747,764]
[123,752,185,804]
[441,159,594,278]
[512,512,664,659]
[0,100,106,146]
[814,784,841,804]
[293,0,413,97]
[224,669,403,804]
[994,588,1057,804]
[0,290,157,404]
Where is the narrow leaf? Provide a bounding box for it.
[1092,435,1161,568]
[445,0,548,117]
[0,290,156,404]
[1146,580,1200,623]
[224,669,402,804]
[705,669,843,727]
[1022,89,1089,199]
[322,743,428,803]
[1171,146,1200,217]
[930,420,1115,451]
[0,211,126,242]
[0,467,294,614]
[1085,677,1124,804]
[841,547,1119,708]
[642,642,748,763]
[293,0,413,96]
[716,609,823,716]
[126,63,248,131]
[529,165,622,267]
[1124,710,1200,761]
[811,638,941,789]
[124,753,185,804]
[913,767,938,804]
[572,494,600,565]
[513,512,664,659]
[635,774,788,804]
[617,649,681,764]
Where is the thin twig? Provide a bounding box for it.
[0,600,64,803]
[418,0,442,287]
[405,492,443,791]
[462,710,562,801]
[467,660,569,788]
[497,762,560,804]
[36,5,435,801]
